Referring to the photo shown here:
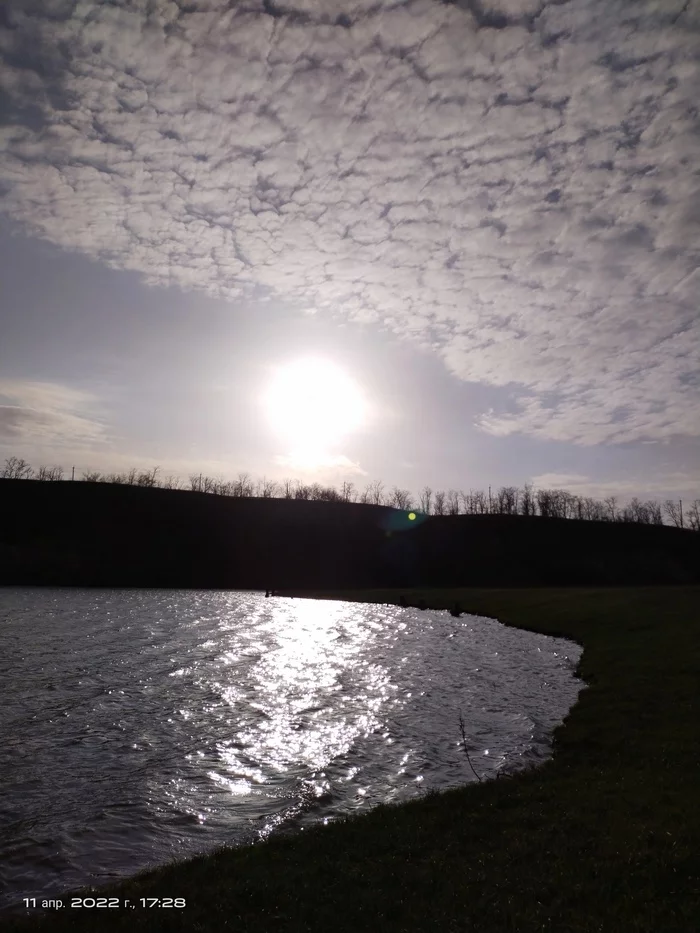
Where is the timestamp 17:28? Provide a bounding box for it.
[23,897,187,909]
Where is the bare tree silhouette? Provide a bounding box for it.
[433,490,446,515]
[362,480,385,506]
[663,499,684,529]
[390,486,413,510]
[2,457,33,479]
[162,475,183,490]
[233,472,254,497]
[137,466,160,488]
[419,486,433,514]
[2,454,697,532]
[519,483,536,517]
[36,465,64,481]
[259,477,279,498]
[294,482,311,500]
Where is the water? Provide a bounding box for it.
[0,589,583,912]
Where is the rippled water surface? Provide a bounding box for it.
[0,588,583,910]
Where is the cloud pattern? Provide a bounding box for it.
[0,380,107,446]
[531,470,700,501]
[0,0,698,446]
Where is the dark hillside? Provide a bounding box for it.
[0,479,698,588]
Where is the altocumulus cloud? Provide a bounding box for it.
[0,0,698,446]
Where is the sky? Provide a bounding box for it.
[0,0,698,505]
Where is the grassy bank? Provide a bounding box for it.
[5,587,699,932]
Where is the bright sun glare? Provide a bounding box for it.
[263,358,366,463]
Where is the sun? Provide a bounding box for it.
[263,358,366,457]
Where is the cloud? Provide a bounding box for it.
[0,380,107,447]
[0,0,698,445]
[273,450,367,477]
[527,473,590,488]
[530,470,700,502]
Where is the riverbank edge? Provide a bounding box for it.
[5,586,699,933]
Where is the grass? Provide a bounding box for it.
[5,586,699,932]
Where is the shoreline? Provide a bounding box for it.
[4,586,698,932]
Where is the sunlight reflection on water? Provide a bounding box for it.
[0,588,583,912]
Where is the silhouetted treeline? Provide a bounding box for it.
[1,477,699,590]
[2,456,698,531]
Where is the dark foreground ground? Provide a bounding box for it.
[4,587,699,933]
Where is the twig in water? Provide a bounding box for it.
[458,712,482,783]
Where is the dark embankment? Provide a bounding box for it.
[1,478,698,588]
